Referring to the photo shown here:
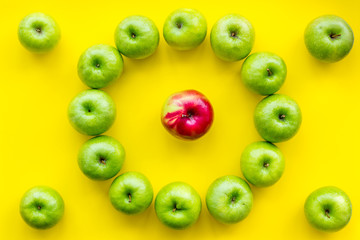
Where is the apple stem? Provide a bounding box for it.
[325,209,330,218]
[131,33,136,38]
[172,208,176,212]
[176,23,182,29]
[96,64,100,68]
[264,162,270,168]
[279,114,286,120]
[231,197,236,203]
[330,34,341,39]
[35,28,41,33]
[267,68,273,76]
[37,206,41,210]
[128,194,132,203]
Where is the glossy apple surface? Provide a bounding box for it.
[68,89,116,136]
[241,52,287,95]
[155,182,201,229]
[114,15,159,59]
[254,94,301,143]
[20,186,64,229]
[161,90,213,140]
[163,8,207,50]
[78,135,125,180]
[210,14,255,61]
[109,172,153,214]
[206,175,253,224]
[304,186,352,232]
[78,44,124,89]
[241,141,285,187]
[18,12,61,53]
[304,15,354,63]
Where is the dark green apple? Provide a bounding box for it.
[241,141,285,187]
[163,8,207,50]
[114,15,159,59]
[20,186,64,229]
[304,15,354,63]
[206,175,253,224]
[78,135,125,180]
[109,172,153,214]
[155,182,201,229]
[78,44,123,89]
[241,52,287,95]
[304,186,352,232]
[210,14,255,61]
[18,12,60,53]
[254,94,302,143]
[68,89,116,136]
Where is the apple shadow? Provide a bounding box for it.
[295,206,333,239]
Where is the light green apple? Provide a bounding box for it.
[18,12,60,53]
[241,141,285,187]
[68,89,116,136]
[210,14,255,61]
[78,135,125,180]
[304,15,354,63]
[20,186,64,229]
[114,15,159,59]
[78,44,124,89]
[254,94,302,143]
[241,52,287,95]
[304,186,352,232]
[206,175,253,224]
[163,8,207,50]
[155,182,201,229]
[109,172,153,214]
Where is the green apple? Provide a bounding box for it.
[68,89,116,136]
[155,182,201,229]
[241,52,287,95]
[114,15,159,59]
[206,175,253,224]
[18,12,60,53]
[210,14,255,61]
[241,141,285,187]
[254,94,302,143]
[163,8,207,50]
[78,44,123,89]
[109,172,153,214]
[304,186,352,232]
[304,15,354,63]
[78,135,125,180]
[20,186,64,229]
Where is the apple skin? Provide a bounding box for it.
[241,52,287,95]
[78,44,124,89]
[155,182,202,229]
[78,135,125,180]
[20,186,64,229]
[206,175,253,224]
[18,13,60,53]
[210,14,255,61]
[304,186,352,232]
[114,15,159,59]
[109,172,153,214]
[163,8,207,50]
[304,15,354,63]
[254,94,302,143]
[240,141,285,187]
[68,89,116,136]
[161,90,213,140]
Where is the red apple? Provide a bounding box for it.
[161,90,214,140]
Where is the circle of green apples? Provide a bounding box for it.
[18,9,354,232]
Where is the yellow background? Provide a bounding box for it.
[1,0,359,239]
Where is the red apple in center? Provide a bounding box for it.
[161,90,214,140]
